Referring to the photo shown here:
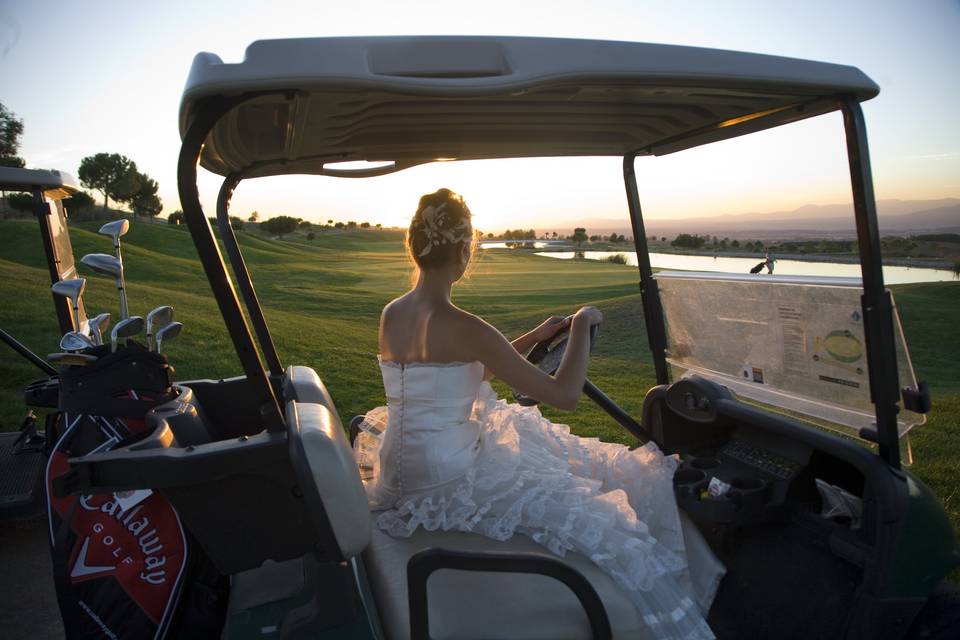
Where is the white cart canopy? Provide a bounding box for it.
[179,36,879,179]
[0,167,79,200]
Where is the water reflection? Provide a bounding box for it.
[534,251,954,285]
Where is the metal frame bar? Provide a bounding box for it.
[0,328,57,376]
[407,548,612,640]
[840,97,902,469]
[623,153,670,385]
[32,188,78,334]
[216,174,285,378]
[177,95,285,432]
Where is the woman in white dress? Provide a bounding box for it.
[355,188,723,639]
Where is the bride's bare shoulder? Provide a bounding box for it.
[381,293,412,320]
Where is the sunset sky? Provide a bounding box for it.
[1,0,957,233]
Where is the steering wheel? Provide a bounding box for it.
[512,320,600,406]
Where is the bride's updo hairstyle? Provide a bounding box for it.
[406,188,475,272]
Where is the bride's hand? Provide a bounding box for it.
[531,315,571,342]
[574,306,603,326]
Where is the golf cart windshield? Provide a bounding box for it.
[656,271,924,441]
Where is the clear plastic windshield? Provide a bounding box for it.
[655,272,925,441]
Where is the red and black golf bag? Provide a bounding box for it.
[45,342,228,638]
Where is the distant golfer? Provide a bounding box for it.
[750,253,777,274]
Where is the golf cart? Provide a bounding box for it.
[50,37,959,639]
[0,168,84,522]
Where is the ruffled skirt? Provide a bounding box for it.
[354,383,721,640]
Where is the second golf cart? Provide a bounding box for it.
[51,36,958,639]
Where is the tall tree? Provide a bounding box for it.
[128,172,162,219]
[0,103,25,168]
[571,227,588,247]
[66,191,96,212]
[78,153,139,210]
[260,215,301,237]
[248,210,259,222]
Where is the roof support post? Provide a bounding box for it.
[623,153,670,385]
[840,98,901,469]
[33,187,80,334]
[178,96,286,432]
[216,174,285,378]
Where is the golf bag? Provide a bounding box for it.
[46,341,229,639]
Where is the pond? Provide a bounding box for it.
[533,251,956,285]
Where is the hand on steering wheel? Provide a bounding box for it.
[513,309,600,406]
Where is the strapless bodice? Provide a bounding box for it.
[376,360,485,494]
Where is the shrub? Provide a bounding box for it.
[603,253,628,265]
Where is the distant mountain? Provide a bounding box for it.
[552,199,960,238]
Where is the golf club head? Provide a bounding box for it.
[47,352,98,366]
[88,312,111,346]
[110,315,144,353]
[99,219,130,245]
[51,278,87,303]
[81,253,123,278]
[59,331,95,352]
[155,321,183,354]
[146,306,174,350]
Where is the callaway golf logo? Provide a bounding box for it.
[74,494,170,585]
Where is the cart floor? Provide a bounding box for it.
[0,431,45,520]
[0,517,64,639]
[707,518,861,639]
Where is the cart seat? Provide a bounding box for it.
[363,512,720,640]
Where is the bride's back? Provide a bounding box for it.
[380,293,478,365]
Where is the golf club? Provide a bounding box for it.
[155,321,182,355]
[98,219,129,319]
[81,253,128,320]
[87,312,111,346]
[51,278,86,332]
[146,305,173,351]
[109,315,144,353]
[59,331,95,352]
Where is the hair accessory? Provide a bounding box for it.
[417,202,471,257]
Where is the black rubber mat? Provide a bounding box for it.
[707,517,861,639]
[0,432,46,519]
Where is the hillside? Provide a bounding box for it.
[559,198,960,238]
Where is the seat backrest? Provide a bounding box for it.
[286,399,371,559]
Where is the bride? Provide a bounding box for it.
[355,188,723,639]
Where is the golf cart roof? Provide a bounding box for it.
[179,36,879,179]
[0,167,79,200]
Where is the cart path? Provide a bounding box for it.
[0,518,64,639]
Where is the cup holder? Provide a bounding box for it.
[730,476,767,510]
[690,457,721,471]
[674,469,706,485]
[731,476,765,491]
[674,469,706,500]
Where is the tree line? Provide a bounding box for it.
[1,101,161,220]
[168,211,384,239]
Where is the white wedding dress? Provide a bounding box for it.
[354,359,724,639]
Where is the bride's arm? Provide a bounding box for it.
[468,307,601,410]
[484,316,571,380]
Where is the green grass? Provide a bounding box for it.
[1,220,957,541]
